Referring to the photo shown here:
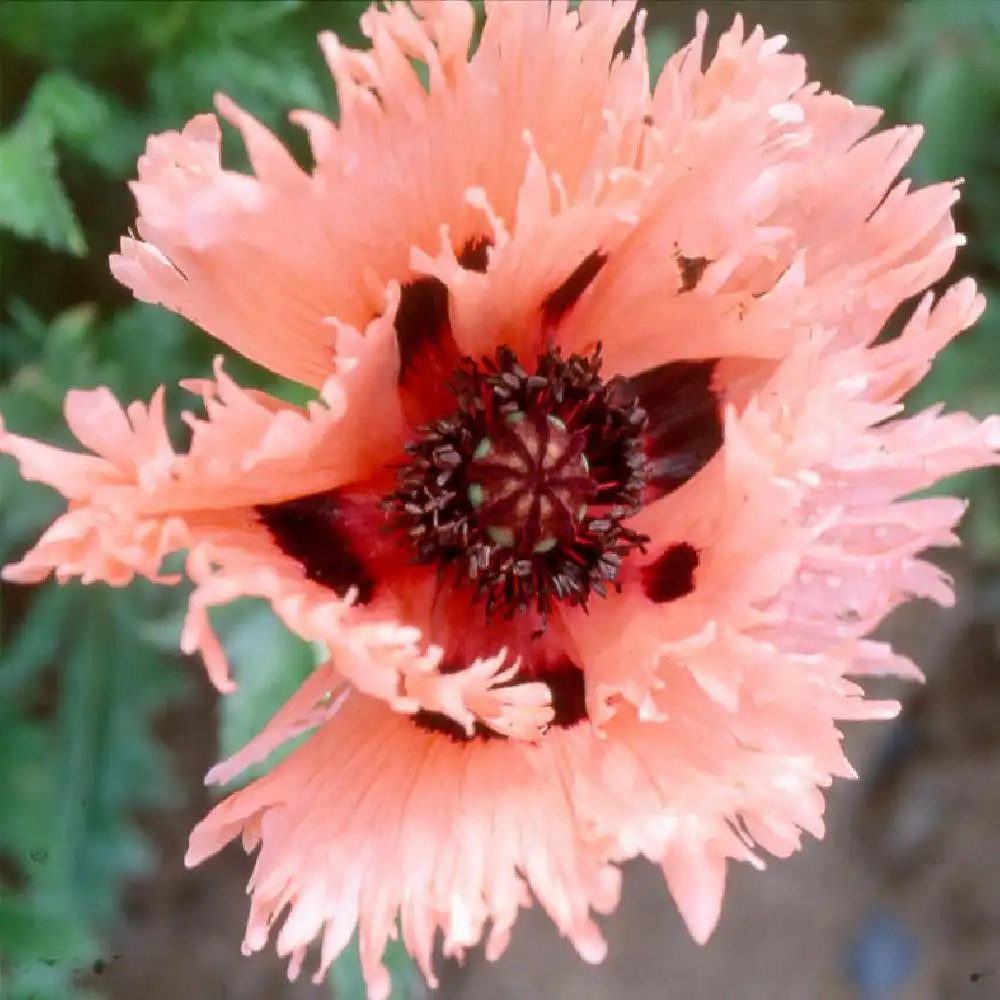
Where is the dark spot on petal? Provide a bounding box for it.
[257,491,376,604]
[546,657,588,728]
[622,359,723,499]
[412,655,587,741]
[643,543,699,603]
[642,113,654,126]
[395,275,452,384]
[458,236,491,273]
[542,251,607,324]
[677,254,709,292]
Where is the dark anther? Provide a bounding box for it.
[642,542,699,603]
[677,254,710,292]
[542,250,608,324]
[257,491,376,604]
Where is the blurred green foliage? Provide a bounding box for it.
[0,2,997,999]
[0,3,382,998]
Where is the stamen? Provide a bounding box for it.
[386,344,649,621]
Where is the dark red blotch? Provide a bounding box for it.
[394,237,493,426]
[642,542,699,604]
[622,359,723,500]
[257,490,377,604]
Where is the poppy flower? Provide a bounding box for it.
[2,1,998,997]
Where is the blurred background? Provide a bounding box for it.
[1,2,998,999]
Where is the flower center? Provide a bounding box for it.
[467,410,593,554]
[386,344,649,623]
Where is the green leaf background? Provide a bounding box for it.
[0,4,372,997]
[1,2,998,999]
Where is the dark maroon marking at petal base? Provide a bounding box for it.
[642,542,699,603]
[394,274,464,426]
[546,657,588,728]
[257,491,376,604]
[396,239,491,389]
[394,275,452,384]
[677,254,710,292]
[412,656,588,742]
[622,359,723,499]
[458,236,492,273]
[411,710,500,742]
[393,239,492,389]
[542,251,607,324]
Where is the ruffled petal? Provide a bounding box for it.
[111,0,650,388]
[571,286,998,717]
[188,678,870,996]
[187,694,622,998]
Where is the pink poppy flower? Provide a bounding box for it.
[3,1,999,996]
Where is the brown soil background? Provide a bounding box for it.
[80,4,1000,1000]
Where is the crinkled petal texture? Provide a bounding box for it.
[3,1,1000,997]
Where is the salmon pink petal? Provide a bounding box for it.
[661,839,728,944]
[111,0,648,389]
[176,520,553,729]
[1,389,185,585]
[188,682,855,995]
[4,372,532,729]
[187,695,621,997]
[556,21,963,382]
